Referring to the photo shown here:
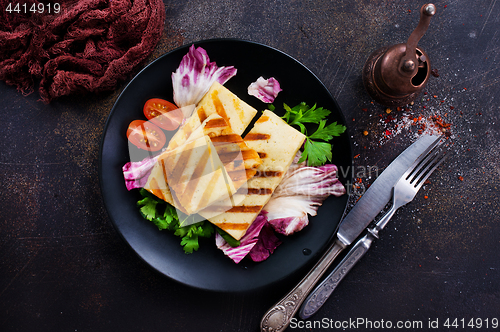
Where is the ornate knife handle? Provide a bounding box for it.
[260,240,345,332]
[298,232,375,319]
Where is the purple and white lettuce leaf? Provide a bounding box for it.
[248,222,282,262]
[122,154,159,190]
[172,45,237,108]
[215,213,269,264]
[247,76,282,103]
[264,155,346,235]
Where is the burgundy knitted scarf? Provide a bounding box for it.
[0,0,165,103]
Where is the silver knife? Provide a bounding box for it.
[260,134,441,332]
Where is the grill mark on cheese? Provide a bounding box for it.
[242,149,260,160]
[211,90,229,125]
[160,159,184,212]
[246,168,257,179]
[256,115,269,123]
[214,222,250,231]
[228,205,263,213]
[255,170,283,177]
[233,98,245,124]
[258,152,267,158]
[182,149,211,205]
[197,168,222,210]
[245,133,271,140]
[210,134,244,143]
[167,141,194,183]
[246,188,273,195]
[197,107,207,123]
[205,118,227,129]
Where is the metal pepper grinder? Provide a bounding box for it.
[363,3,436,107]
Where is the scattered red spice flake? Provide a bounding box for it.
[362,108,368,112]
[397,106,402,112]
[424,179,431,184]
[385,129,391,136]
[384,115,395,123]
[431,68,440,77]
[424,195,428,199]
[450,106,454,110]
[354,154,360,159]
[458,175,464,181]
[444,5,447,8]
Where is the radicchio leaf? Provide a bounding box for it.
[247,76,282,103]
[172,45,237,107]
[122,155,159,190]
[264,155,346,235]
[215,213,268,264]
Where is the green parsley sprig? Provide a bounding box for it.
[277,102,346,167]
[137,189,215,253]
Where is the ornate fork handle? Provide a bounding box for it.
[299,232,375,319]
[260,240,345,332]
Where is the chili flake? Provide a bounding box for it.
[458,175,464,181]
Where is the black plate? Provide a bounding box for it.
[99,39,352,292]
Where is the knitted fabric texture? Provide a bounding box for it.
[0,0,165,103]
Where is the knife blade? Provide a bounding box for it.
[260,134,441,332]
[338,134,440,246]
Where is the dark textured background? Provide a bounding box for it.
[1,1,499,331]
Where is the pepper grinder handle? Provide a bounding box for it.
[400,4,436,74]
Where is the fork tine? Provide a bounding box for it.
[413,151,448,191]
[403,135,444,181]
[407,138,445,183]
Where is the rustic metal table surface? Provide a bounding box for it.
[1,1,499,331]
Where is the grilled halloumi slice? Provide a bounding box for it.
[161,135,239,215]
[200,110,306,240]
[167,81,257,151]
[195,81,257,135]
[144,115,262,216]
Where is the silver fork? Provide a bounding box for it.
[298,136,448,320]
[369,136,448,237]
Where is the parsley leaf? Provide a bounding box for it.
[278,103,346,167]
[136,189,214,254]
[298,139,333,166]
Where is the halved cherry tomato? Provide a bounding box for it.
[143,98,183,131]
[126,120,166,151]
